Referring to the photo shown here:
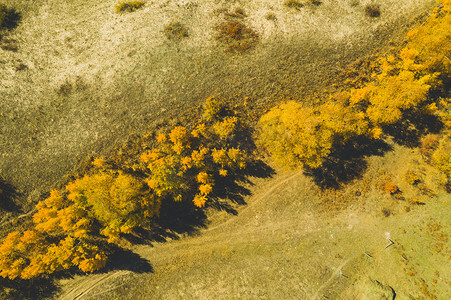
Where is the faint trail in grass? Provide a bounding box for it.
[206,170,304,232]
[62,270,130,300]
[310,256,355,300]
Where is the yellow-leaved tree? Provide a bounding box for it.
[258,0,450,170]
[258,101,368,169]
[140,97,249,208]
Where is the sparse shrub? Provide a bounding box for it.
[285,0,304,9]
[350,0,360,7]
[309,0,322,6]
[115,0,145,13]
[365,4,381,17]
[57,81,72,96]
[0,37,18,51]
[164,22,188,40]
[265,13,277,21]
[381,208,391,217]
[409,198,425,205]
[405,170,422,185]
[420,135,439,161]
[216,20,259,53]
[382,181,400,195]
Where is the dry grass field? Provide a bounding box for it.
[1,0,449,299]
[1,0,435,203]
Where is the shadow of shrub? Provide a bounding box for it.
[0,4,21,31]
[305,136,393,189]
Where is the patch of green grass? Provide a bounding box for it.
[115,0,146,13]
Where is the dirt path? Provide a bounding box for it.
[61,271,131,300]
[56,170,305,299]
[309,257,354,300]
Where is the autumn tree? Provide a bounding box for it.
[258,0,450,170]
[140,97,248,208]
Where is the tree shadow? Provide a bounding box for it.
[0,177,21,212]
[142,159,274,241]
[0,277,59,300]
[384,110,443,148]
[103,247,153,274]
[210,159,276,215]
[305,136,393,189]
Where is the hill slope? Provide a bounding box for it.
[56,144,450,299]
[1,0,435,204]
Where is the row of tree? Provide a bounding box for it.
[258,0,450,171]
[0,97,250,279]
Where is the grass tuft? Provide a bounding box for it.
[115,0,146,13]
[164,22,189,40]
[365,4,381,17]
[215,20,259,53]
[285,0,304,9]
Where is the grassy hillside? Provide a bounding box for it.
[1,0,449,299]
[56,145,450,299]
[1,0,435,205]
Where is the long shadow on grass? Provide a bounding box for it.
[305,136,393,189]
[103,247,153,273]
[0,177,21,212]
[384,110,443,148]
[210,159,276,214]
[0,277,59,300]
[152,159,275,239]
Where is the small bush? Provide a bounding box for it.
[381,208,391,217]
[365,4,381,17]
[420,135,439,161]
[164,22,188,40]
[285,0,304,9]
[265,13,277,21]
[382,181,400,195]
[309,0,322,6]
[405,170,422,185]
[0,38,17,51]
[216,20,259,53]
[115,0,145,13]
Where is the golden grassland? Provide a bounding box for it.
[0,0,450,299]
